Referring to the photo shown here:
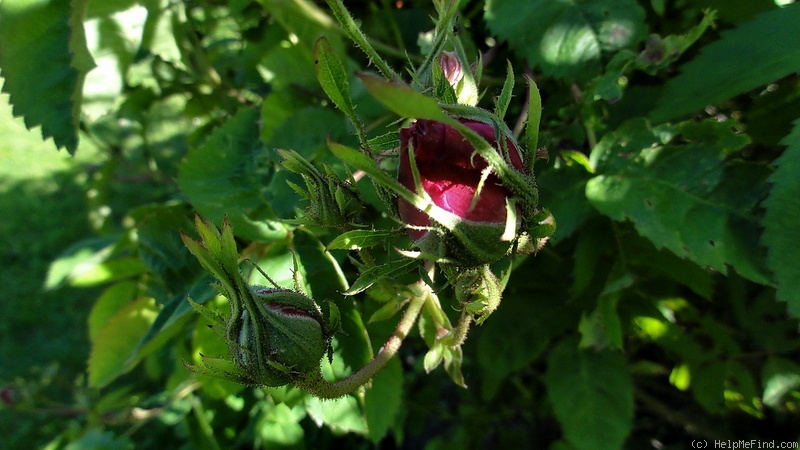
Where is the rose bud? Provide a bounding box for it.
[227,287,331,386]
[397,119,525,264]
[182,216,336,387]
[439,51,464,88]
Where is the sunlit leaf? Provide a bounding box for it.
[327,230,398,251]
[178,107,287,242]
[88,296,159,387]
[315,37,360,131]
[651,4,800,122]
[586,119,769,283]
[344,259,417,296]
[0,0,94,153]
[305,394,367,434]
[485,0,646,80]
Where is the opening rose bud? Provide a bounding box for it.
[439,51,464,88]
[397,119,525,263]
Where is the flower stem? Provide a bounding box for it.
[295,281,430,398]
[451,311,473,347]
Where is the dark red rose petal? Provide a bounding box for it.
[398,119,524,241]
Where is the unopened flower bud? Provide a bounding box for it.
[228,287,330,386]
[277,148,362,229]
[439,51,464,88]
[182,216,336,387]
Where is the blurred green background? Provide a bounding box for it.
[0,93,99,444]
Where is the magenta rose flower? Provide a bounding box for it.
[397,118,525,262]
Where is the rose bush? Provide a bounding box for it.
[397,118,525,262]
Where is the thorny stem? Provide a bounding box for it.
[325,0,401,81]
[294,280,430,398]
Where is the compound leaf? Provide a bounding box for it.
[0,0,94,153]
[763,119,800,317]
[651,4,800,122]
[485,0,646,80]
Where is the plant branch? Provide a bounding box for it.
[295,281,429,398]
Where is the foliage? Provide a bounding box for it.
[1,0,799,449]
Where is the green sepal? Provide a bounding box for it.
[277,148,362,229]
[452,265,503,325]
[184,354,260,386]
[516,208,556,255]
[494,61,515,120]
[525,75,543,169]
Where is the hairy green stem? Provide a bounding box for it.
[295,282,429,398]
[413,2,458,89]
[451,311,473,346]
[325,0,401,80]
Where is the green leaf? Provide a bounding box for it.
[525,76,542,162]
[537,163,595,240]
[88,296,159,388]
[586,119,769,283]
[315,37,361,134]
[0,0,94,154]
[327,230,398,251]
[477,282,578,400]
[485,0,646,80]
[62,429,133,450]
[692,360,758,415]
[578,288,625,351]
[45,235,148,288]
[128,203,196,288]
[258,0,340,51]
[138,278,218,355]
[343,259,417,296]
[88,281,138,342]
[367,131,399,152]
[255,402,306,447]
[334,298,374,371]
[44,236,119,289]
[305,394,368,435]
[364,357,402,443]
[185,395,223,450]
[191,299,244,399]
[265,107,349,164]
[494,61,514,120]
[691,0,775,24]
[763,119,800,317]
[651,4,800,122]
[544,337,633,450]
[178,107,287,242]
[357,72,452,122]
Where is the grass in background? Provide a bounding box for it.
[0,94,103,447]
